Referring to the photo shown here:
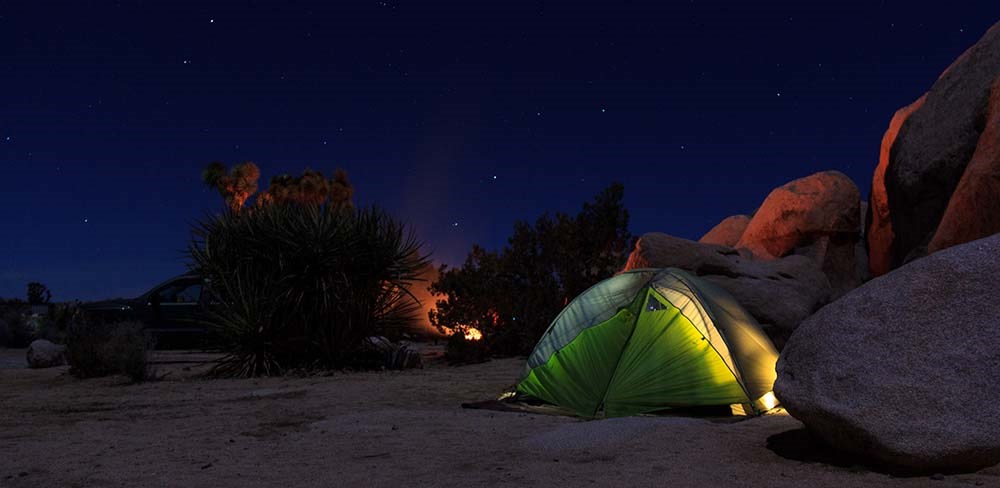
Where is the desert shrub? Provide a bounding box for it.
[0,301,33,348]
[65,320,154,383]
[431,183,634,357]
[189,203,429,377]
[443,332,490,364]
[31,303,85,344]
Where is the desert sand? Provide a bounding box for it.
[1,347,996,488]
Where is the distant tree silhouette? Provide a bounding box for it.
[430,183,634,357]
[27,282,52,305]
[202,163,354,210]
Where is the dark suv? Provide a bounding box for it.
[82,274,212,334]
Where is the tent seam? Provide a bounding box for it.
[650,286,754,408]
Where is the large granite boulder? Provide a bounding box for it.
[928,77,1000,254]
[869,21,1000,275]
[26,339,67,369]
[869,96,926,276]
[736,171,862,296]
[699,215,750,247]
[624,232,831,347]
[775,234,1000,472]
[737,171,860,259]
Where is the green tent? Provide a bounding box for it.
[517,268,779,418]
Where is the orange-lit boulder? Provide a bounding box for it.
[928,78,1000,253]
[736,171,862,296]
[699,215,750,247]
[872,21,1000,273]
[868,96,926,276]
[737,171,860,260]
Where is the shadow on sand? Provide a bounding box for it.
[766,428,962,478]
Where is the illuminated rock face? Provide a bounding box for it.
[776,234,1000,473]
[869,20,1000,275]
[698,214,750,247]
[928,78,1000,254]
[735,171,862,296]
[868,96,926,277]
[737,171,860,261]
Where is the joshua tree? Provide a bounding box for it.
[328,169,354,209]
[202,162,261,211]
[203,163,354,210]
[258,168,354,209]
[27,282,52,305]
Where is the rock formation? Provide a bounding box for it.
[775,234,1000,472]
[928,77,1000,253]
[869,21,1000,275]
[737,171,860,259]
[695,169,866,303]
[699,215,750,247]
[26,339,67,369]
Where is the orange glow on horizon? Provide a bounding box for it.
[411,264,485,341]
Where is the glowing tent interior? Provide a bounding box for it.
[516,268,780,418]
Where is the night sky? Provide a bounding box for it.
[3,2,1000,301]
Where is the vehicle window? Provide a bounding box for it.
[158,283,203,304]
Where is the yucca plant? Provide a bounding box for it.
[188,203,429,377]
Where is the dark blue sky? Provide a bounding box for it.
[3,1,999,301]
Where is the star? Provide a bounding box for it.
[776,92,782,97]
[183,60,191,64]
[209,19,215,23]
[492,175,497,180]
[601,108,606,113]
[452,222,460,227]
[84,218,89,223]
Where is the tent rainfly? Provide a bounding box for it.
[517,268,780,418]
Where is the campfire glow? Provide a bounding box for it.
[439,326,483,341]
[410,264,484,341]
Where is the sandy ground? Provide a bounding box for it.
[1,347,997,488]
